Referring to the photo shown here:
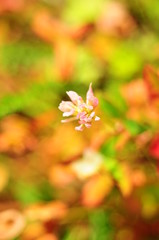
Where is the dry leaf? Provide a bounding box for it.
[40,124,86,162]
[0,209,25,240]
[24,201,68,222]
[0,164,9,192]
[0,115,37,155]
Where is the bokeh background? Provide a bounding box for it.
[1,0,159,239]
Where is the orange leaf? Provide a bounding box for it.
[121,79,148,106]
[81,174,113,207]
[37,233,58,240]
[0,164,9,192]
[49,164,76,187]
[54,39,76,80]
[32,11,57,43]
[22,222,46,240]
[0,0,24,13]
[143,65,159,101]
[97,1,136,37]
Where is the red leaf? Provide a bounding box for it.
[149,134,159,159]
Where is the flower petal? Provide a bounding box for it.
[90,111,95,118]
[77,111,86,119]
[59,84,100,130]
[66,91,83,105]
[95,116,100,121]
[61,116,78,123]
[58,101,75,112]
[85,123,92,128]
[86,83,99,108]
[63,109,74,117]
[75,124,84,131]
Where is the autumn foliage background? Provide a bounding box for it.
[1,0,159,239]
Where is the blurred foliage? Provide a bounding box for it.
[0,0,159,239]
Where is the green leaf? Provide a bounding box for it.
[13,181,43,205]
[62,0,106,24]
[63,226,89,240]
[109,42,143,81]
[90,209,114,240]
[106,83,128,114]
[0,41,52,75]
[101,137,117,158]
[0,81,62,118]
[124,119,148,136]
[100,97,122,118]
[74,47,103,84]
[12,180,54,205]
[103,157,122,181]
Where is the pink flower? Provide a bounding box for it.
[58,83,100,131]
